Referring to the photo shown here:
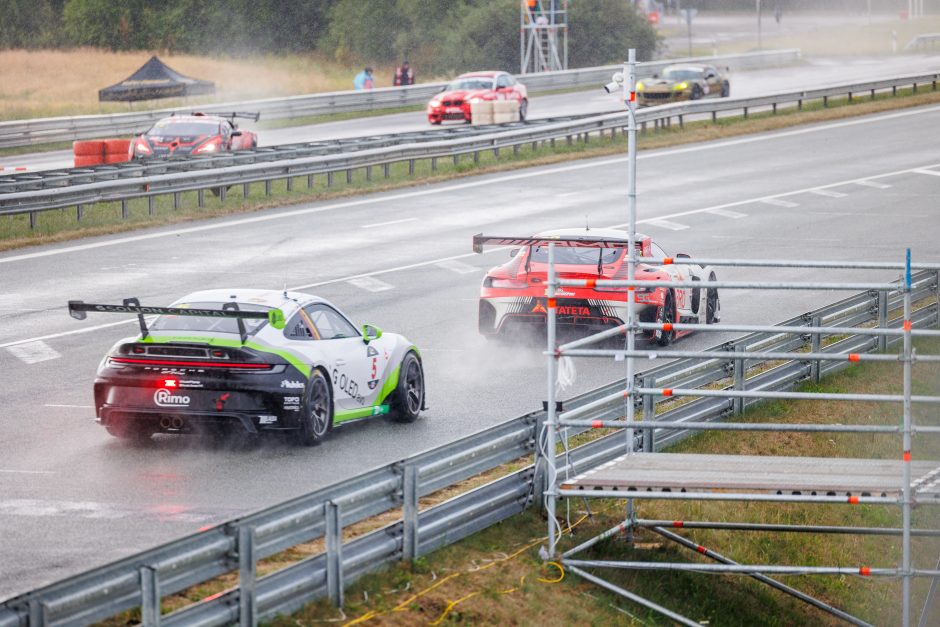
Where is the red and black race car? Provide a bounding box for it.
[427,71,528,124]
[474,228,720,345]
[129,112,259,160]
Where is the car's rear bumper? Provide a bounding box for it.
[479,296,657,336]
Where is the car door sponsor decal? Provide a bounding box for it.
[333,369,365,405]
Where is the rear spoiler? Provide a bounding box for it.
[187,111,261,122]
[68,298,285,343]
[472,233,634,254]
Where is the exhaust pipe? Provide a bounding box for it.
[159,417,172,430]
[170,416,184,430]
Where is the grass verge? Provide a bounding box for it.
[276,337,940,626]
[5,85,940,254]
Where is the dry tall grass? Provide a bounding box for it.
[0,49,394,120]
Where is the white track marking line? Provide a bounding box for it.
[914,168,940,177]
[435,259,480,274]
[6,160,940,349]
[854,180,892,189]
[361,217,417,229]
[348,276,394,292]
[44,404,94,409]
[759,198,799,208]
[0,470,55,475]
[810,189,848,198]
[6,341,60,364]
[646,219,689,231]
[706,208,747,219]
[4,105,940,266]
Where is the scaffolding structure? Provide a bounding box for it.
[520,0,568,74]
[504,50,940,624]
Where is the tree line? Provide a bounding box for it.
[0,0,659,73]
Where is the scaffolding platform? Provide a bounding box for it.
[561,453,940,502]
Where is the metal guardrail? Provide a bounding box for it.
[0,50,800,150]
[2,70,937,225]
[1,271,936,627]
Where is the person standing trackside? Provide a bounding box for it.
[393,61,415,86]
[354,67,374,90]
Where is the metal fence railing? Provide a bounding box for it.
[1,271,936,627]
[0,50,800,150]
[2,70,938,227]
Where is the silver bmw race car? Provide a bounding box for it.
[68,289,425,445]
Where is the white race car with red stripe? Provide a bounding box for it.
[474,228,719,345]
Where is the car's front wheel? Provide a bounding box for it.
[297,369,333,446]
[519,98,528,122]
[691,84,704,100]
[391,352,424,423]
[706,274,720,324]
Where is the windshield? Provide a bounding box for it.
[147,121,220,137]
[662,68,703,81]
[446,78,494,91]
[150,302,270,335]
[529,246,623,265]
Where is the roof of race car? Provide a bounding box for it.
[169,289,322,314]
[457,71,503,78]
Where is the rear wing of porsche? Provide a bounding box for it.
[68,298,284,343]
[472,233,635,253]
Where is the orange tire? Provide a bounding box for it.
[104,153,130,164]
[103,138,131,155]
[74,155,103,168]
[73,140,105,157]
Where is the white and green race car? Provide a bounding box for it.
[68,289,425,445]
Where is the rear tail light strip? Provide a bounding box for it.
[110,356,273,370]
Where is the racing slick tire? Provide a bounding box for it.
[706,274,720,324]
[391,352,424,423]
[720,81,731,98]
[297,369,333,446]
[105,418,154,443]
[519,98,528,122]
[654,290,677,346]
[691,84,704,100]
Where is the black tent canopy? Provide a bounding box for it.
[98,56,215,102]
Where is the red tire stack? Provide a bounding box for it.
[73,139,131,168]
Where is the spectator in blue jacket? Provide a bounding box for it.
[354,67,374,90]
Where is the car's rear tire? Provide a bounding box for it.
[519,98,528,122]
[106,418,153,443]
[706,274,720,324]
[691,84,704,100]
[391,352,424,423]
[721,81,730,97]
[297,369,333,446]
[654,290,676,346]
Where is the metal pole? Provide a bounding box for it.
[326,500,344,607]
[140,566,160,627]
[879,290,889,352]
[757,0,762,50]
[238,526,257,627]
[811,315,822,383]
[902,249,913,626]
[546,242,558,558]
[402,464,419,560]
[625,49,637,457]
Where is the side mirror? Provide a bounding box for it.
[509,248,519,257]
[675,253,692,259]
[231,130,243,137]
[362,324,383,343]
[268,308,286,329]
[438,85,447,93]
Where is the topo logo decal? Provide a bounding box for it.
[154,389,191,407]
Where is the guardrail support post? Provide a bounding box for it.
[848,91,853,103]
[140,565,160,626]
[326,501,344,608]
[642,376,655,452]
[935,270,940,329]
[148,195,156,215]
[28,599,47,627]
[823,96,829,107]
[76,204,83,221]
[810,315,822,383]
[879,291,889,351]
[174,191,182,209]
[733,344,746,415]
[346,169,353,184]
[242,183,250,198]
[308,174,315,188]
[365,166,372,182]
[678,115,683,129]
[409,159,416,174]
[743,107,748,119]
[327,171,334,187]
[238,526,257,627]
[431,157,437,172]
[198,189,206,207]
[121,199,129,219]
[287,176,294,191]
[402,464,419,560]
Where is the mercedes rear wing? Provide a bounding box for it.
[68,298,285,343]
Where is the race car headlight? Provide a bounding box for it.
[483,277,528,289]
[134,139,152,155]
[636,81,645,91]
[194,141,219,154]
[469,97,484,103]
[596,284,653,293]
[429,99,441,108]
[674,82,688,91]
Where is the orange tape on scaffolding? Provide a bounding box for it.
[848,496,860,504]
[903,320,913,332]
[848,353,860,362]
[662,388,673,397]
[547,298,557,309]
[662,322,673,332]
[903,451,911,462]
[663,257,674,264]
[859,566,871,576]
[591,420,603,429]
[585,278,596,288]
[672,521,684,528]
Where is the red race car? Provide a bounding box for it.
[130,112,259,160]
[427,71,528,125]
[474,228,720,345]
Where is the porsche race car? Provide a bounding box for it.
[129,112,259,160]
[68,289,425,445]
[427,71,528,124]
[474,228,719,344]
[636,64,730,107]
